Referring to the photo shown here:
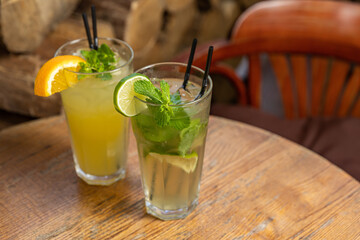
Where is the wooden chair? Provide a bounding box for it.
[189,0,360,119]
[173,0,360,180]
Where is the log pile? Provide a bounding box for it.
[125,0,241,68]
[0,0,244,119]
[0,1,116,117]
[1,0,80,53]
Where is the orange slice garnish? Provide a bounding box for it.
[34,55,86,97]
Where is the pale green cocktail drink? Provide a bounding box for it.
[55,38,133,185]
[131,63,212,220]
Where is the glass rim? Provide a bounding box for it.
[134,62,213,106]
[54,37,134,75]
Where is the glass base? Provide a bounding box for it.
[145,199,198,220]
[75,165,125,186]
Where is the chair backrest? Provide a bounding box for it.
[192,0,360,119]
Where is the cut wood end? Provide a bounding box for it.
[1,0,80,53]
[124,0,164,51]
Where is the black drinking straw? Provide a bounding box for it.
[82,13,94,49]
[182,38,198,90]
[195,46,213,100]
[91,5,98,50]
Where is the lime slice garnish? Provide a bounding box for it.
[113,73,149,117]
[146,152,198,173]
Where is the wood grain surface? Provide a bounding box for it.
[0,116,359,239]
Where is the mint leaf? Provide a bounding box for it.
[78,43,117,80]
[78,62,92,73]
[160,80,170,103]
[98,73,112,80]
[170,91,181,105]
[147,104,173,127]
[156,105,172,127]
[98,44,115,64]
[154,88,164,103]
[77,62,92,80]
[133,111,179,145]
[169,107,190,130]
[178,119,201,156]
[169,117,190,130]
[134,80,163,104]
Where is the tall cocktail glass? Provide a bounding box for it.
[55,38,133,185]
[131,62,212,220]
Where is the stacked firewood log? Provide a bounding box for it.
[0,0,115,118]
[0,0,247,118]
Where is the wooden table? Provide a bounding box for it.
[0,116,359,239]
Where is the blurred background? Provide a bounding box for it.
[0,0,249,126]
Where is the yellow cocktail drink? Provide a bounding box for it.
[56,38,133,185]
[61,77,129,176]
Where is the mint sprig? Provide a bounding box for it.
[78,43,116,80]
[134,79,192,128]
[133,79,204,155]
[134,80,178,127]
